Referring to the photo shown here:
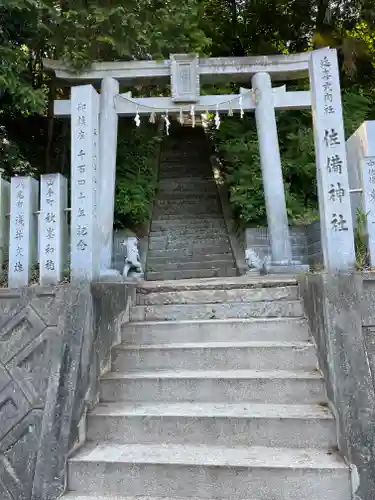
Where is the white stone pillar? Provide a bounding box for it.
[8,176,39,287]
[252,72,292,265]
[39,173,68,285]
[309,48,355,270]
[0,174,10,275]
[99,76,119,272]
[71,85,100,282]
[361,156,375,266]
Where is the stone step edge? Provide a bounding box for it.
[69,443,347,470]
[114,341,314,351]
[88,402,333,420]
[132,299,302,310]
[136,276,298,292]
[146,260,235,270]
[126,317,307,327]
[100,369,323,381]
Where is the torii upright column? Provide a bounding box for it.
[99,76,119,273]
[252,72,293,269]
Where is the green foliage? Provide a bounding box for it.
[2,0,375,230]
[114,120,160,231]
[214,85,374,228]
[47,0,210,70]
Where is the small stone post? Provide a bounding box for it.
[309,48,355,270]
[252,72,293,267]
[39,173,68,285]
[70,84,100,282]
[8,176,39,287]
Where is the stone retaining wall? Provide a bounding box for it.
[0,282,132,500]
[245,222,323,267]
[298,272,375,500]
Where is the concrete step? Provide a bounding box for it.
[99,369,325,404]
[146,267,237,281]
[156,188,218,196]
[158,179,217,189]
[153,213,224,221]
[146,253,234,265]
[136,285,299,305]
[150,227,228,238]
[148,237,231,251]
[152,207,221,216]
[146,259,237,272]
[112,341,316,371]
[158,172,213,179]
[151,220,226,231]
[68,443,350,499]
[87,402,336,448]
[159,166,213,172]
[121,318,310,344]
[157,191,218,198]
[154,196,219,205]
[137,276,298,291]
[147,246,232,259]
[130,300,303,321]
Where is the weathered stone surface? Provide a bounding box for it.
[0,364,11,392]
[30,288,60,325]
[100,369,326,404]
[136,286,298,305]
[0,381,31,440]
[0,410,43,500]
[87,401,337,449]
[0,288,31,330]
[0,282,132,500]
[122,318,310,344]
[112,341,316,372]
[131,300,303,321]
[7,328,56,407]
[0,306,46,365]
[147,267,238,281]
[299,272,375,500]
[91,282,132,375]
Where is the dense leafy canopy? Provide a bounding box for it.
[1,0,375,228]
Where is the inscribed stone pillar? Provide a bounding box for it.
[8,176,39,288]
[0,175,10,275]
[99,76,119,271]
[252,72,292,265]
[361,157,375,266]
[71,85,100,282]
[39,174,68,285]
[309,48,355,270]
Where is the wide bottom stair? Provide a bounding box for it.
[63,276,352,500]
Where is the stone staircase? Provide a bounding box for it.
[64,276,351,500]
[146,127,237,281]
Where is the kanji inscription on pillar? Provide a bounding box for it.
[309,48,355,270]
[8,176,39,287]
[39,174,68,284]
[362,156,375,266]
[70,85,100,281]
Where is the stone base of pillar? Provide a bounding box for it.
[98,269,124,282]
[268,261,310,274]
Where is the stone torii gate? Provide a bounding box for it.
[45,49,355,280]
